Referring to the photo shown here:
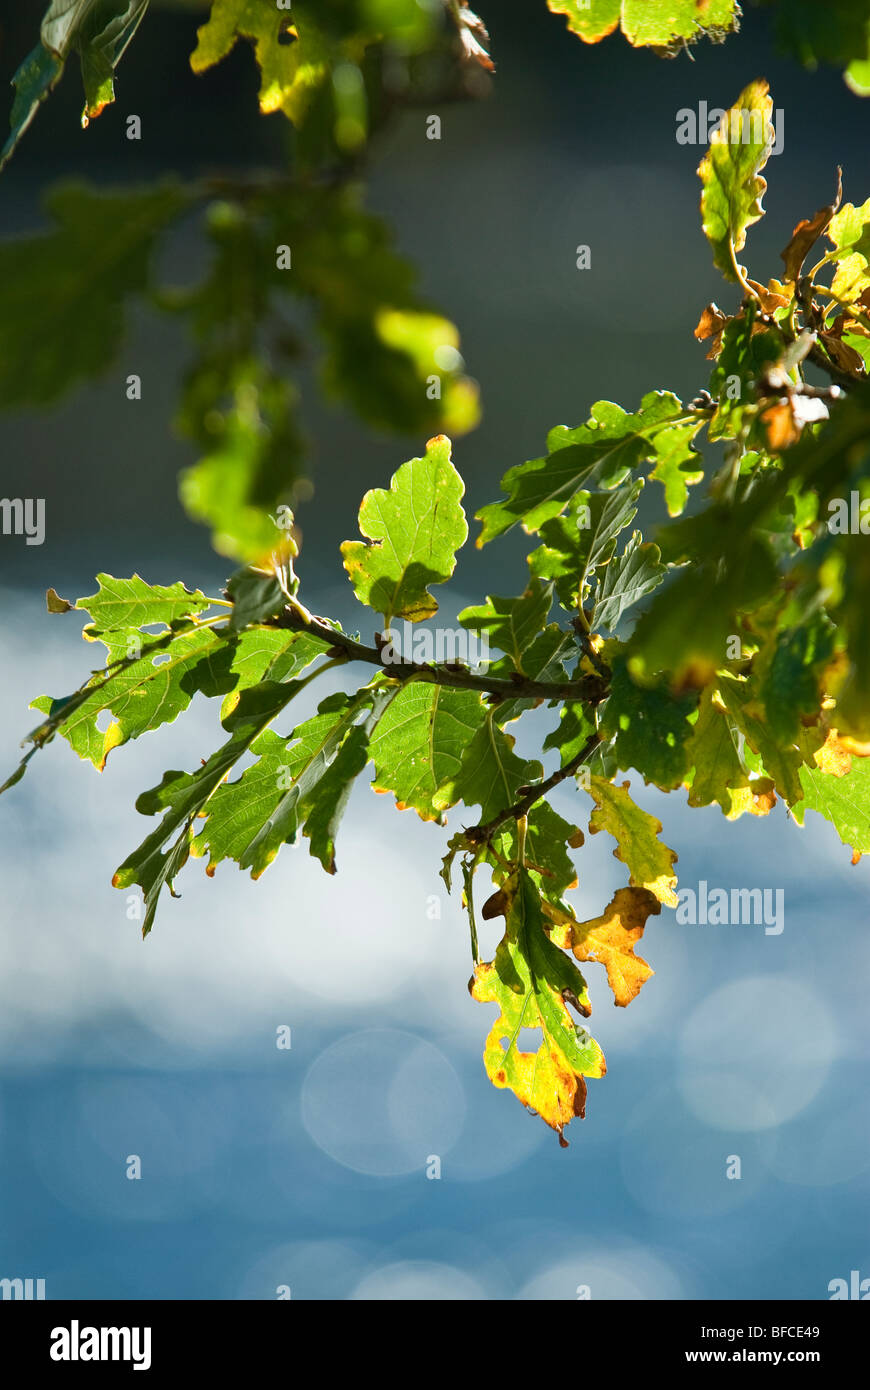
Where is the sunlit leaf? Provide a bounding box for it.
[341,435,468,625]
[698,80,774,283]
[587,775,679,907]
[472,868,605,1146]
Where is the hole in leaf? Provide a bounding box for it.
[277,21,296,45]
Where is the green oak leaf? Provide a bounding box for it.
[233,689,375,876]
[369,683,484,822]
[28,624,323,771]
[449,714,540,821]
[225,566,286,631]
[77,574,210,629]
[458,580,553,672]
[758,612,837,745]
[2,0,150,171]
[491,624,579,726]
[708,305,784,442]
[593,532,666,632]
[341,435,468,625]
[792,732,870,854]
[627,520,779,686]
[302,710,383,874]
[683,686,752,818]
[547,0,739,49]
[199,627,325,690]
[698,80,775,283]
[543,701,598,767]
[718,674,807,806]
[190,0,438,146]
[113,680,307,935]
[827,198,870,261]
[476,392,688,545]
[190,0,328,125]
[599,658,696,790]
[529,482,643,611]
[647,416,705,516]
[488,801,585,908]
[30,625,222,770]
[194,686,390,878]
[178,363,306,566]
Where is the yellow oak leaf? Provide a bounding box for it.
[570,886,658,1007]
[588,776,678,906]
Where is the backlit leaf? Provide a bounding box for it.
[587,775,679,907]
[472,868,605,1145]
[341,435,468,625]
[369,682,484,822]
[2,0,150,170]
[476,393,689,545]
[547,0,739,49]
[698,80,775,283]
[569,885,658,1007]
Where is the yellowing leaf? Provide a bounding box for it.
[588,776,678,907]
[698,80,775,283]
[817,728,870,773]
[472,868,605,1146]
[684,686,752,818]
[191,0,328,123]
[570,886,658,1007]
[793,728,870,856]
[831,253,870,304]
[548,0,739,49]
[827,197,870,261]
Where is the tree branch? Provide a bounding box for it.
[464,733,601,845]
[270,604,610,706]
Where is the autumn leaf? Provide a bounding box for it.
[780,170,842,282]
[698,80,775,284]
[568,886,658,1007]
[472,868,606,1145]
[587,776,678,907]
